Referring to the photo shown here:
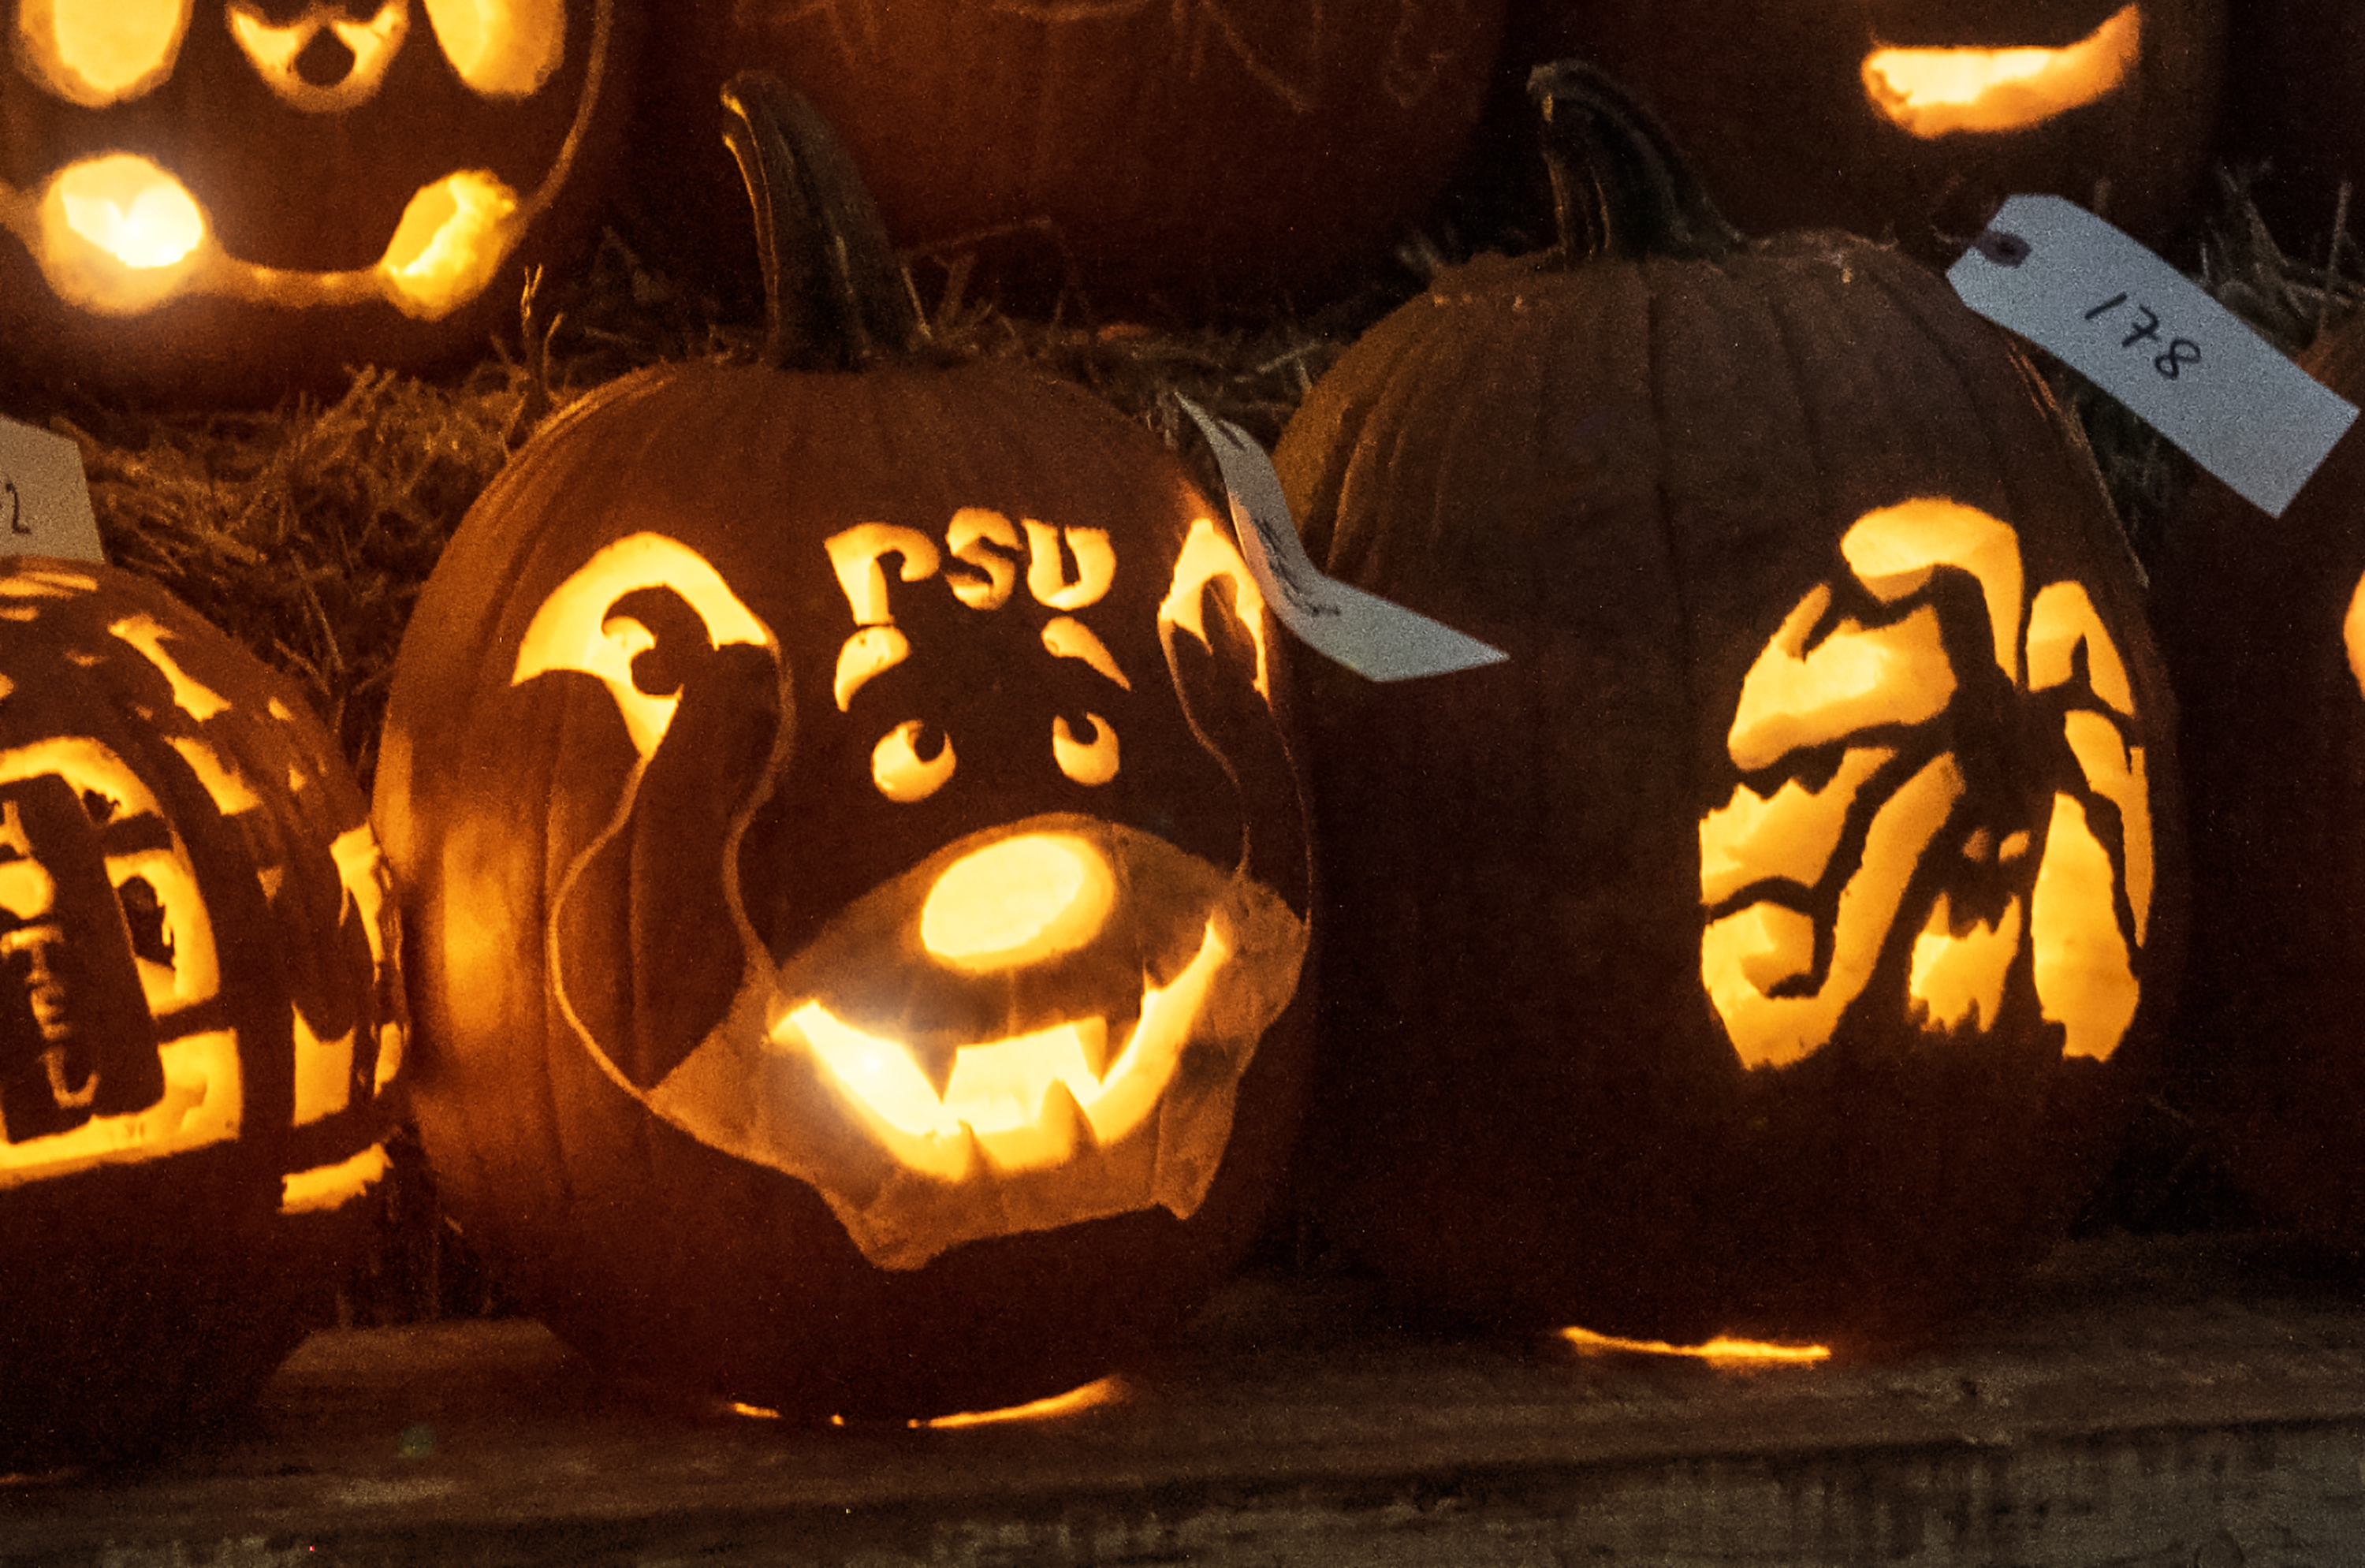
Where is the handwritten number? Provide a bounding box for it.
[2,480,22,536]
[2155,339,2202,379]
[2086,295,2200,381]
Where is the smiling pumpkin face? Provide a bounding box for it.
[375,357,1315,1415]
[0,0,634,399]
[1510,0,2224,253]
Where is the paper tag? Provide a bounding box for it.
[1949,195,2358,517]
[0,417,102,563]
[1176,398,1507,681]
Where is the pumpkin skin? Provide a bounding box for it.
[377,357,1315,1417]
[1273,72,2180,1351]
[1501,0,2225,258]
[0,558,404,1468]
[2151,313,2365,1242]
[0,0,639,402]
[631,0,1505,315]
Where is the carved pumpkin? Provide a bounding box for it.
[0,0,638,401]
[631,0,1505,314]
[2153,311,2365,1241]
[0,558,404,1468]
[1499,0,2225,257]
[374,77,1313,1418]
[1274,68,2179,1350]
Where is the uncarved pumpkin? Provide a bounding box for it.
[0,558,404,1469]
[2151,310,2365,1241]
[374,76,1314,1419]
[1274,67,2181,1351]
[630,0,1505,315]
[1496,0,2225,259]
[0,0,639,401]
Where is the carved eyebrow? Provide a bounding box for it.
[1041,616,1130,690]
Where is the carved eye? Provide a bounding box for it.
[1053,713,1119,786]
[423,0,566,97]
[873,720,955,802]
[14,0,189,107]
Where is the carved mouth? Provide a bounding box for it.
[8,158,524,319]
[629,813,1309,1271]
[1862,3,2140,138]
[778,913,1230,1181]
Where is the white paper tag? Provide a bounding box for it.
[0,417,102,563]
[1948,195,2359,517]
[1176,398,1507,682]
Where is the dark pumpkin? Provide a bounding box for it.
[1274,67,2180,1350]
[1495,0,2224,260]
[631,0,1504,315]
[2151,311,2365,1241]
[0,0,639,401]
[0,557,404,1469]
[374,76,1314,1419]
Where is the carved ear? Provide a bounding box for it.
[15,0,192,107]
[1159,522,1300,893]
[514,533,774,763]
[553,639,787,1092]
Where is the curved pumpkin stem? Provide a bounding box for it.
[1529,61,1742,266]
[720,70,928,371]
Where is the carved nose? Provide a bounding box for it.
[920,832,1114,974]
[294,25,358,87]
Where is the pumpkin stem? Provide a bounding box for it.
[720,71,928,371]
[1528,61,1742,265]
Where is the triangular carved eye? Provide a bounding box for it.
[14,0,191,106]
[423,0,564,98]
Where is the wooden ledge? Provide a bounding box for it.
[8,1231,2365,1565]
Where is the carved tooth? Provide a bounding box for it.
[1034,1078,1096,1161]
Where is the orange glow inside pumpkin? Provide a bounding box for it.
[1863,4,2142,137]
[26,155,524,319]
[781,917,1231,1180]
[918,832,1115,971]
[380,172,523,315]
[911,1375,1127,1428]
[1559,1326,1832,1365]
[1700,499,2151,1071]
[16,0,188,106]
[49,155,204,273]
[423,0,568,96]
[228,0,409,110]
[762,1375,1130,1428]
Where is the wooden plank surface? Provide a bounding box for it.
[7,1231,2365,1566]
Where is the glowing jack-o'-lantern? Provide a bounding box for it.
[2152,314,2365,1243]
[0,558,404,1468]
[0,0,637,400]
[1500,0,2223,255]
[1273,67,2179,1350]
[375,77,1312,1418]
[1702,498,2154,1073]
